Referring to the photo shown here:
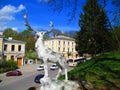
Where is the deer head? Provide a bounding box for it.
[23,13,54,40]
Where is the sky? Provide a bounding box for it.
[0,0,83,32]
[0,0,114,32]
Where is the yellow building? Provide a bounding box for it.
[0,32,26,66]
[44,35,79,59]
[0,32,4,60]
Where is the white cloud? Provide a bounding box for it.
[0,4,25,31]
[12,27,18,31]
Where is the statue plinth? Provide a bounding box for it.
[40,78,81,90]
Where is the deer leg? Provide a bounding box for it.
[64,68,68,82]
[55,62,63,79]
[43,60,48,78]
[56,68,62,79]
[57,62,68,82]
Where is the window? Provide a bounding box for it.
[72,48,74,52]
[58,47,60,52]
[11,45,15,51]
[63,48,65,52]
[11,55,14,60]
[58,41,60,45]
[68,42,70,46]
[72,42,74,46]
[18,45,21,51]
[63,41,65,45]
[4,44,7,51]
[68,48,70,52]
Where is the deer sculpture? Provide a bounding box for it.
[23,13,68,82]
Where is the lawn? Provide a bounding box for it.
[59,51,120,90]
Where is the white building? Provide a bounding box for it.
[44,35,79,59]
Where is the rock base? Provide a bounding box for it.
[39,77,81,90]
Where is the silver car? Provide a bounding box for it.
[37,65,44,71]
[50,64,58,70]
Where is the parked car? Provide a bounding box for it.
[34,74,44,83]
[50,64,58,70]
[27,59,34,64]
[37,64,44,71]
[6,70,22,76]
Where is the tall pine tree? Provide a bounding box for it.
[75,0,112,56]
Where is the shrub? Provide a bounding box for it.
[0,60,17,73]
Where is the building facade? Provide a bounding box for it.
[0,32,26,66]
[0,32,4,60]
[44,35,79,59]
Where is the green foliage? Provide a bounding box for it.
[3,28,18,39]
[20,30,36,52]
[20,30,33,38]
[3,29,36,52]
[76,0,113,56]
[112,26,120,50]
[26,51,38,60]
[0,60,17,73]
[59,52,120,89]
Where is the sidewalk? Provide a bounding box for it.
[19,64,40,73]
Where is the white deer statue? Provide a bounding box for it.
[23,13,68,82]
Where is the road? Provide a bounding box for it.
[0,63,73,90]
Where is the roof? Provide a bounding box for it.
[44,35,75,41]
[3,38,26,44]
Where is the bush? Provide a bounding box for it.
[0,60,17,73]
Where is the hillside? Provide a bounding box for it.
[60,52,120,90]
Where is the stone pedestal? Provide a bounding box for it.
[40,77,81,90]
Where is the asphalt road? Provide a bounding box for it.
[0,72,39,90]
[0,63,73,90]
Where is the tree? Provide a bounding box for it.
[112,26,120,50]
[19,30,36,52]
[20,30,33,38]
[63,30,76,38]
[51,29,62,36]
[3,28,18,39]
[75,0,112,56]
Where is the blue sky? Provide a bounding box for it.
[0,0,114,32]
[0,0,83,32]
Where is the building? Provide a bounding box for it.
[0,32,26,66]
[0,32,4,60]
[44,35,79,59]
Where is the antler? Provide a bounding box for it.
[45,21,54,33]
[49,21,54,29]
[23,13,37,33]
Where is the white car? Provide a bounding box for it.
[50,64,58,70]
[37,65,44,71]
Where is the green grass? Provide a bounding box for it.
[59,51,120,89]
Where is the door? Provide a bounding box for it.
[17,58,22,67]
